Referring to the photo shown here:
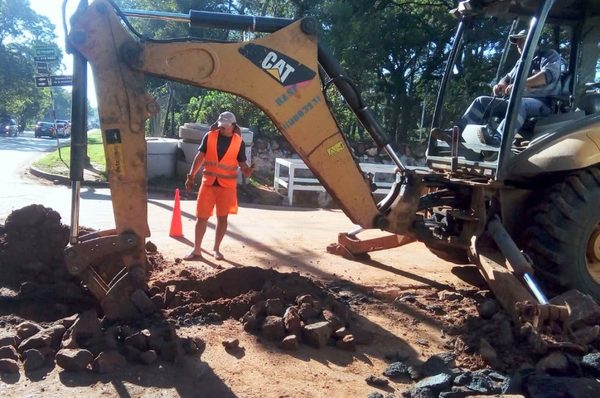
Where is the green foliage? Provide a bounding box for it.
[32,131,107,179]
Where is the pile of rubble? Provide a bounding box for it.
[152,266,369,351]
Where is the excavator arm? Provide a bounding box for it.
[65,0,421,320]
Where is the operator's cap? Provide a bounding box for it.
[217,111,237,127]
[509,29,528,44]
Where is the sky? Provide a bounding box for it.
[29,0,98,108]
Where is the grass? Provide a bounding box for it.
[33,130,108,181]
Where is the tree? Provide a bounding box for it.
[0,0,60,125]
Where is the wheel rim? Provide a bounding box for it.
[586,224,600,284]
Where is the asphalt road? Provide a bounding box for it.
[0,130,116,229]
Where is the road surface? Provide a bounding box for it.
[0,132,469,296]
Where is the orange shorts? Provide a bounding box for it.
[196,184,238,218]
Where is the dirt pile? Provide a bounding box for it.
[151,266,367,351]
[0,205,94,321]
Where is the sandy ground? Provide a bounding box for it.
[0,192,485,398]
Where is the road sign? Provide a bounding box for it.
[50,75,73,86]
[35,47,56,57]
[37,64,49,75]
[34,55,58,62]
[35,76,50,87]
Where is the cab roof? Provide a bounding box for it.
[455,0,600,22]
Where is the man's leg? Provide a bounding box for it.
[193,217,209,254]
[459,96,505,130]
[497,98,550,138]
[213,215,228,259]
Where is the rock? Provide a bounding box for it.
[125,330,149,352]
[383,361,415,380]
[0,333,20,348]
[550,289,600,328]
[122,345,141,363]
[454,370,502,394]
[18,331,52,353]
[280,335,299,351]
[420,352,455,376]
[296,294,314,305]
[139,350,158,365]
[131,289,156,315]
[336,334,356,351]
[572,325,600,345]
[0,358,19,373]
[265,298,285,316]
[222,339,239,350]
[242,312,261,332]
[70,310,102,348]
[322,309,345,332]
[477,299,498,319]
[0,345,18,361]
[437,290,463,301]
[23,349,45,371]
[92,351,127,373]
[298,302,319,321]
[45,324,67,349]
[150,294,165,310]
[414,373,453,394]
[536,352,569,375]
[55,348,94,371]
[16,321,42,340]
[55,314,78,329]
[181,337,201,355]
[368,392,384,398]
[283,307,302,336]
[250,301,267,317]
[582,352,600,376]
[334,327,351,339]
[525,375,600,398]
[261,316,286,342]
[302,321,332,349]
[494,317,515,348]
[366,375,389,387]
[478,338,498,366]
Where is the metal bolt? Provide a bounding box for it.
[300,18,318,36]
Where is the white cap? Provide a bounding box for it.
[217,111,236,127]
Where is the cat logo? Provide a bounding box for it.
[239,44,316,87]
[262,52,296,83]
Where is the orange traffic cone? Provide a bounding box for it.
[169,188,183,237]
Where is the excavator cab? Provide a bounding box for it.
[427,0,600,180]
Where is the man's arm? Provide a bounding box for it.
[239,161,254,178]
[185,151,205,191]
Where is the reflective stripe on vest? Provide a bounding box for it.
[202,130,242,188]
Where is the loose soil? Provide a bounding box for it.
[0,204,599,397]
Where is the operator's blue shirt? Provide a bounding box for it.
[501,49,562,99]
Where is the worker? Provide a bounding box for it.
[433,29,562,146]
[183,111,254,261]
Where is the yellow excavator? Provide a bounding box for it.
[64,0,600,322]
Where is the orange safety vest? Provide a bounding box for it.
[202,130,242,188]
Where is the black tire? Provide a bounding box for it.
[522,168,600,300]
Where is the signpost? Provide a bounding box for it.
[50,75,73,86]
[35,76,50,88]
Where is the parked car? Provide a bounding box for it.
[0,116,18,137]
[34,121,56,138]
[55,120,71,138]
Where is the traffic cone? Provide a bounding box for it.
[169,188,183,237]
